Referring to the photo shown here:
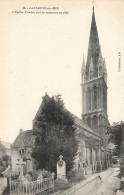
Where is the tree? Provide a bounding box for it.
[2,155,11,167]
[107,121,124,157]
[32,93,78,174]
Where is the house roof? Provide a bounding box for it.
[2,141,11,149]
[11,130,35,149]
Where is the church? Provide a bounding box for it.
[11,7,110,176]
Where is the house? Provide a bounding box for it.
[11,130,36,175]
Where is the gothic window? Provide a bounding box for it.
[99,66,102,77]
[19,148,25,155]
[92,115,98,130]
[95,150,97,161]
[103,86,107,113]
[99,85,103,108]
[87,87,91,110]
[93,85,97,109]
[90,149,92,164]
[82,72,86,82]
[89,70,93,80]
[87,117,91,127]
[99,115,103,128]
[102,118,105,129]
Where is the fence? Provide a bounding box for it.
[10,178,54,195]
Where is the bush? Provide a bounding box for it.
[67,169,84,183]
[30,170,39,180]
[25,174,32,181]
[54,178,71,191]
[2,155,11,167]
[11,174,19,180]
[120,164,124,178]
[72,174,84,183]
[67,169,75,180]
[27,169,52,181]
[41,169,52,178]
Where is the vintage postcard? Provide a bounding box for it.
[0,0,124,194]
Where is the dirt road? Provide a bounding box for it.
[66,168,120,195]
[91,167,120,195]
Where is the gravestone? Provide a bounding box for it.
[51,172,55,179]
[16,157,26,180]
[57,155,66,180]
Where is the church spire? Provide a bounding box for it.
[86,7,100,79]
[81,6,109,137]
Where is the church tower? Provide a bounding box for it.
[81,7,109,137]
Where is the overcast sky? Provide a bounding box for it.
[0,0,124,143]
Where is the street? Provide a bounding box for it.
[92,167,120,195]
[65,168,121,195]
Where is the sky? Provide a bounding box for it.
[0,0,124,143]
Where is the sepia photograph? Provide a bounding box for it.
[0,0,124,194]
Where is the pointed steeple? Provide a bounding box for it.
[86,7,100,79]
